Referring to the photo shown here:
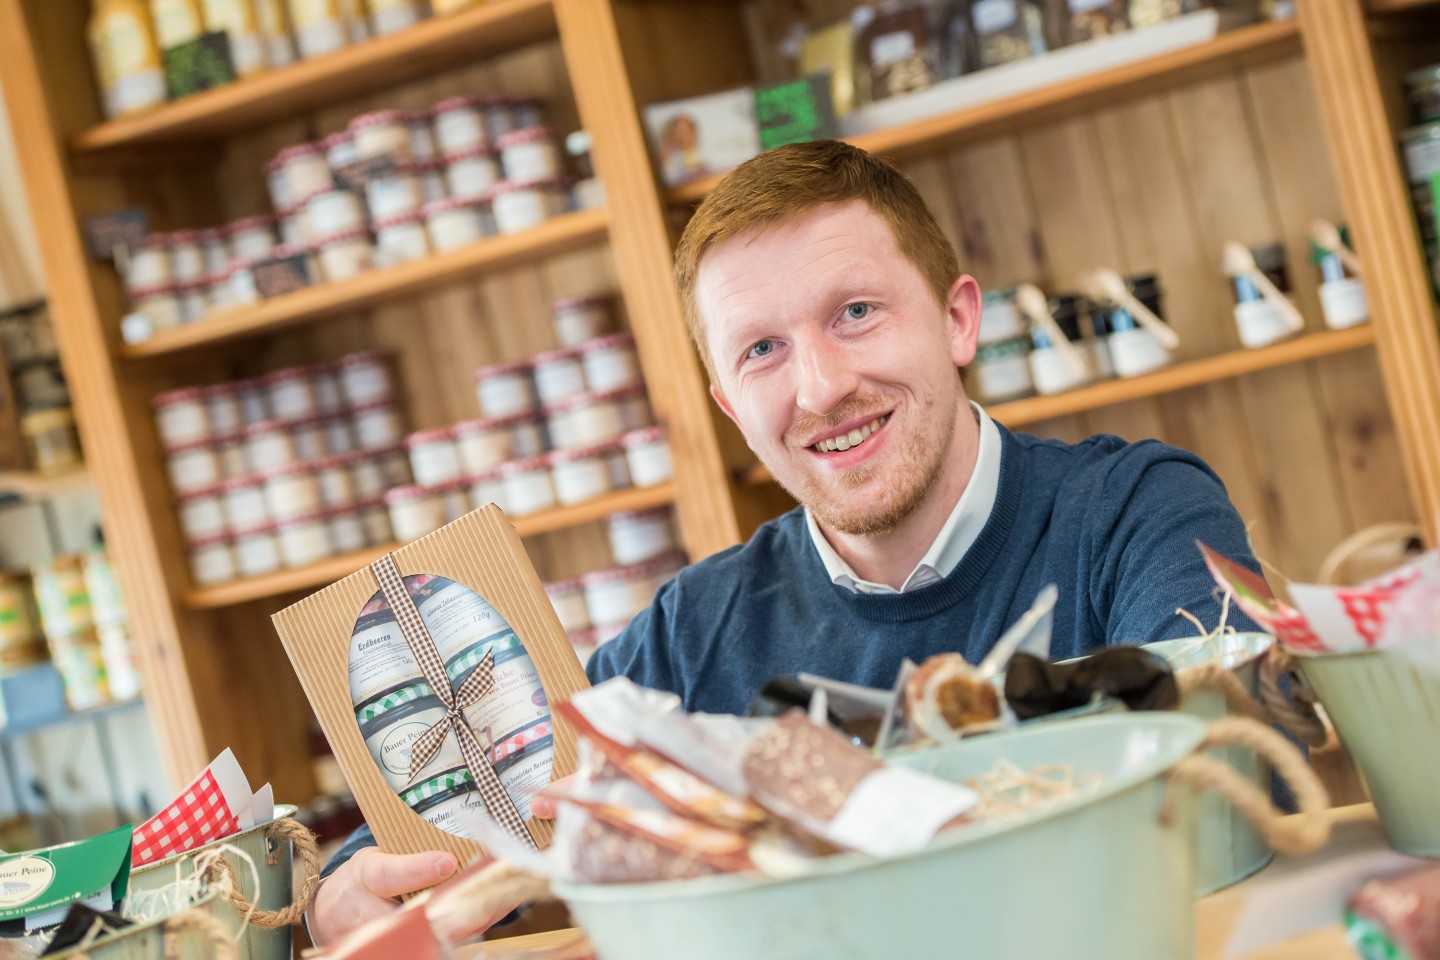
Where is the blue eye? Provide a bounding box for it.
[747,339,775,359]
[845,303,871,320]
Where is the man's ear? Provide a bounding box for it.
[710,383,739,426]
[947,275,983,369]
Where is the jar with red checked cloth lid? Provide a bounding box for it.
[547,446,613,505]
[497,125,560,182]
[499,455,556,516]
[621,426,671,486]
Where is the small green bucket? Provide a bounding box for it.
[44,891,226,960]
[1145,633,1275,895]
[130,806,299,960]
[1292,647,1440,856]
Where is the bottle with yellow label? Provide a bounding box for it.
[88,0,167,118]
[148,0,206,49]
[201,0,267,75]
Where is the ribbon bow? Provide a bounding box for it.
[370,555,536,849]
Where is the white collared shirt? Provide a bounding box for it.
[805,402,1001,595]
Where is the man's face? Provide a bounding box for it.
[697,201,980,535]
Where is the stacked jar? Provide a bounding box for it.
[31,555,111,711]
[159,351,413,587]
[969,288,1033,403]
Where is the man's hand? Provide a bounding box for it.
[310,848,457,947]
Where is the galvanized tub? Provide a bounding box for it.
[130,805,300,960]
[1146,632,1275,894]
[556,714,1211,960]
[45,891,228,960]
[1292,647,1440,855]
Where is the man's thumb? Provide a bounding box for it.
[359,850,458,898]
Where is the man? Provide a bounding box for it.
[311,140,1259,942]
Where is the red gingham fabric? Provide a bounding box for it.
[493,720,552,763]
[131,769,242,867]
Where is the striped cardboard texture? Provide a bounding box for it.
[272,505,589,860]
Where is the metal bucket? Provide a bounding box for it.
[1145,632,1274,894]
[1293,647,1440,855]
[45,891,224,960]
[130,805,297,960]
[556,713,1209,960]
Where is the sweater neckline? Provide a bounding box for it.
[821,424,1025,623]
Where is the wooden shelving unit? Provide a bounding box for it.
[0,467,91,499]
[667,19,1301,205]
[185,482,676,609]
[124,209,609,358]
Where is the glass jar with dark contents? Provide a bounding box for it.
[1099,274,1172,378]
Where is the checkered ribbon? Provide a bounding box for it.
[369,554,536,850]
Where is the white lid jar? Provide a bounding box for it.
[606,507,676,565]
[452,417,514,474]
[599,441,630,489]
[227,214,279,263]
[213,431,247,479]
[322,129,358,174]
[444,147,502,201]
[352,400,405,452]
[357,497,393,545]
[507,414,547,458]
[1319,277,1369,330]
[176,279,209,323]
[126,235,173,293]
[407,109,438,160]
[169,229,205,283]
[349,108,414,162]
[970,335,1033,403]
[551,294,615,347]
[202,384,244,436]
[579,332,642,392]
[154,387,212,447]
[531,347,587,406]
[581,563,655,628]
[189,534,236,586]
[490,179,566,234]
[547,446,613,505]
[232,523,282,577]
[474,360,537,419]
[621,426,672,487]
[549,390,626,450]
[385,484,446,542]
[276,513,333,567]
[423,197,490,252]
[274,142,333,209]
[1106,327,1171,379]
[132,284,185,331]
[467,468,506,512]
[499,456,556,516]
[314,455,357,508]
[431,95,489,154]
[978,288,1026,345]
[167,440,223,494]
[497,126,560,183]
[327,506,368,553]
[338,350,394,407]
[290,416,328,460]
[178,485,229,541]
[405,427,463,487]
[1027,334,1092,397]
[264,153,293,211]
[222,476,271,532]
[307,187,366,237]
[320,412,355,456]
[374,212,431,266]
[243,419,299,473]
[262,367,318,421]
[544,577,590,633]
[262,463,322,522]
[365,163,426,222]
[317,229,374,283]
[200,227,230,276]
[311,361,344,414]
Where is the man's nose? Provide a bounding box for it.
[793,336,860,416]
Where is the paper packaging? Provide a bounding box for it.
[132,747,273,867]
[643,87,759,188]
[0,824,131,935]
[273,505,590,863]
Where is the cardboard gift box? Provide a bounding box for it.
[273,506,590,861]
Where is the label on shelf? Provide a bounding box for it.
[252,253,315,298]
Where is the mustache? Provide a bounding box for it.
[786,395,891,445]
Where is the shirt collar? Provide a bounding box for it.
[805,402,1002,595]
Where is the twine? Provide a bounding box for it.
[1162,716,1331,855]
[202,819,322,929]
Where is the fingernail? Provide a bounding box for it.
[435,856,454,878]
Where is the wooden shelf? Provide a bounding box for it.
[0,467,92,499]
[184,481,677,609]
[123,209,609,359]
[738,326,1377,486]
[71,0,557,154]
[667,20,1301,206]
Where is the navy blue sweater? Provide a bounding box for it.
[586,425,1260,712]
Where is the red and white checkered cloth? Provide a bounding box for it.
[132,749,254,867]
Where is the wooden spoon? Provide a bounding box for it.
[1310,219,1364,277]
[1085,268,1181,351]
[1222,242,1306,333]
[1015,283,1089,380]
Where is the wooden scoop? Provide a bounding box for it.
[1085,268,1181,351]
[1310,219,1363,277]
[1016,283,1089,379]
[1222,242,1305,334]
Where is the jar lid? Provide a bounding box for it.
[496,125,553,149]
[177,483,227,501]
[260,461,315,480]
[339,349,387,368]
[356,496,386,510]
[384,484,435,504]
[198,227,224,242]
[212,429,243,444]
[488,178,563,195]
[544,576,583,593]
[316,228,371,248]
[130,282,180,299]
[273,142,324,163]
[326,504,361,520]
[451,417,509,435]
[222,475,263,491]
[163,436,214,455]
[594,384,647,403]
[241,419,289,438]
[580,565,635,586]
[579,331,636,353]
[621,425,666,446]
[153,386,206,407]
[187,531,233,550]
[474,359,533,379]
[551,292,611,312]
[431,95,480,115]
[351,399,400,415]
[568,626,598,646]
[532,346,583,366]
[564,130,592,157]
[374,210,427,230]
[261,366,313,386]
[546,444,609,464]
[275,512,327,528]
[545,389,609,414]
[320,130,354,149]
[465,467,503,482]
[311,454,347,471]
[230,521,274,539]
[421,196,490,216]
[442,145,499,163]
[348,108,409,131]
[175,278,210,295]
[499,455,550,475]
[271,242,314,259]
[405,426,456,446]
[169,229,201,244]
[610,505,672,523]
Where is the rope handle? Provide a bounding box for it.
[1176,647,1328,747]
[1163,716,1331,855]
[163,907,239,960]
[203,818,323,929]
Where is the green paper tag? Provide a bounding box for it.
[1345,910,1412,960]
[0,824,132,924]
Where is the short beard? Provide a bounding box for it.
[781,395,956,536]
